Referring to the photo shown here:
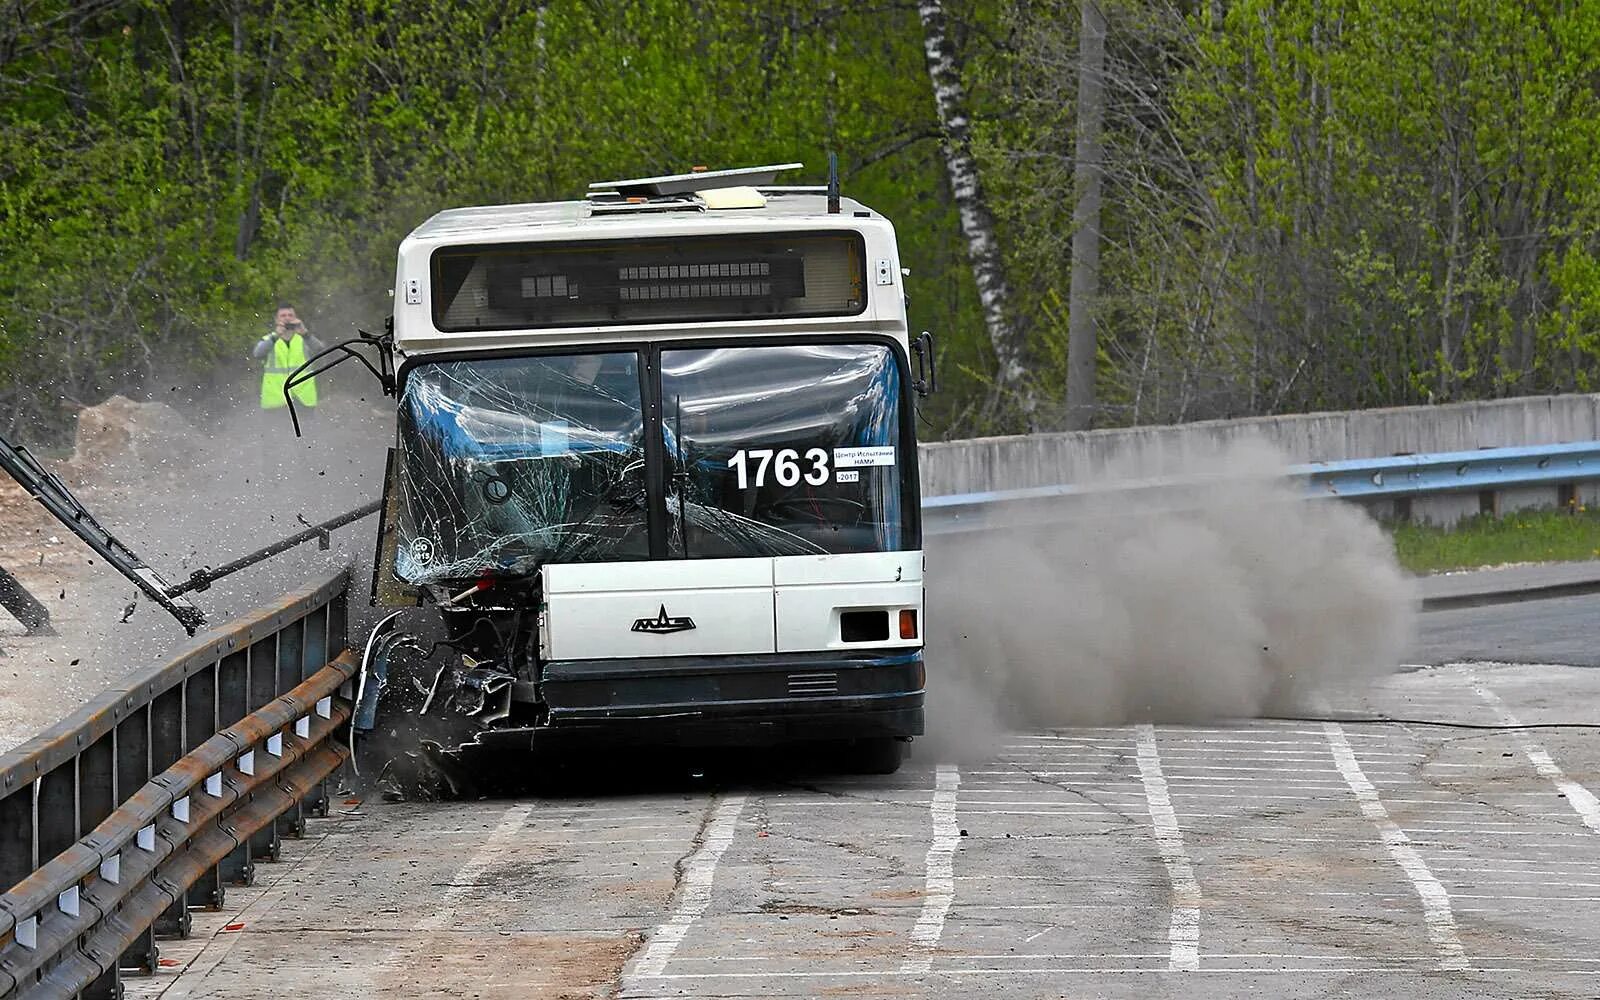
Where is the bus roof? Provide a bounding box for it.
[404,191,880,246]
[391,190,904,356]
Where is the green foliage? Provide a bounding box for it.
[6,1,1600,441]
[1391,508,1600,575]
[975,0,1600,427]
[0,0,981,439]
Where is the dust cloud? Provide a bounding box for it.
[90,396,391,644]
[923,439,1416,758]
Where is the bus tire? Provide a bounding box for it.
[847,737,906,775]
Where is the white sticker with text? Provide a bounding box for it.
[835,470,860,484]
[833,446,895,468]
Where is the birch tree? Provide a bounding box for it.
[916,0,1035,426]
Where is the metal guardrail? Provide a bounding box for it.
[0,570,351,1000]
[1299,441,1600,500]
[922,441,1600,535]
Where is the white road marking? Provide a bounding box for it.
[643,966,1600,979]
[900,763,961,975]
[1134,724,1201,972]
[355,802,536,991]
[1471,678,1600,834]
[1324,722,1468,972]
[628,793,748,979]
[412,803,535,932]
[667,950,1600,964]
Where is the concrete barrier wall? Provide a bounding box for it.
[919,393,1600,496]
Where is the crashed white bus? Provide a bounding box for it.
[352,163,934,787]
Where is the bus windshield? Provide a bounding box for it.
[394,341,911,585]
[661,343,908,557]
[395,353,649,584]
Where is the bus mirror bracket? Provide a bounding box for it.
[284,321,397,437]
[911,331,937,396]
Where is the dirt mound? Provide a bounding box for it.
[66,396,202,482]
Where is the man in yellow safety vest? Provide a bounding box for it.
[252,304,325,418]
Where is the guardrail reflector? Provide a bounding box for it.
[100,854,121,885]
[17,915,36,950]
[205,773,223,797]
[238,750,255,776]
[138,824,156,851]
[296,716,310,739]
[58,886,79,918]
[173,797,190,823]
[316,696,332,720]
[267,732,283,757]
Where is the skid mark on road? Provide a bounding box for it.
[627,793,748,980]
[1471,677,1600,834]
[900,763,961,975]
[1134,724,1201,971]
[1324,722,1468,972]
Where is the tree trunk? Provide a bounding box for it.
[1065,0,1106,429]
[916,0,1035,426]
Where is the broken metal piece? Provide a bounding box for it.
[169,499,381,598]
[0,561,52,634]
[0,432,206,633]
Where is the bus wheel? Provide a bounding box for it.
[845,737,906,775]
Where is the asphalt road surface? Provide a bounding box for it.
[122,646,1600,998]
[1416,594,1600,667]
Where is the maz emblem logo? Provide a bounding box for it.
[631,604,697,635]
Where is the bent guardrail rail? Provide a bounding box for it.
[922,441,1600,535]
[0,569,350,1000]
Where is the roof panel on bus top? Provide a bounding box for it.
[392,192,902,354]
[404,192,876,245]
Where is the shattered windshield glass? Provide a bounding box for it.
[395,353,648,584]
[661,343,908,557]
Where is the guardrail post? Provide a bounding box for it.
[328,589,348,659]
[81,957,121,999]
[78,732,121,999]
[247,636,281,862]
[216,649,254,888]
[115,705,158,973]
[149,686,190,939]
[81,731,115,827]
[301,603,331,819]
[183,664,225,911]
[1558,482,1579,512]
[36,760,77,868]
[275,618,307,839]
[0,781,33,892]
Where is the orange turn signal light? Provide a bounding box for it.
[899,609,918,640]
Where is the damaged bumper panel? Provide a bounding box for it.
[535,649,925,745]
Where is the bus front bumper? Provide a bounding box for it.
[532,649,925,746]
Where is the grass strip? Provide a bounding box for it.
[1392,508,1600,574]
